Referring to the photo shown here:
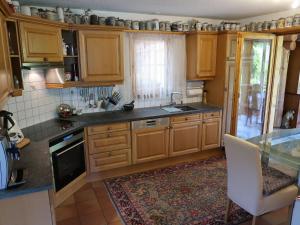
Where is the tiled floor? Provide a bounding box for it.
[55,180,290,225]
[56,181,121,225]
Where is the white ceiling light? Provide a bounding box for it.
[292,1,299,8]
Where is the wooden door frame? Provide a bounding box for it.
[231,32,276,136]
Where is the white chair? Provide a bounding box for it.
[224,134,298,225]
[292,197,300,225]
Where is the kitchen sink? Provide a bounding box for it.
[174,105,197,111]
[161,105,197,113]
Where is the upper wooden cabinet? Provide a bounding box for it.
[19,22,63,62]
[186,33,218,80]
[0,12,11,106]
[79,30,124,83]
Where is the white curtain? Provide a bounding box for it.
[128,33,186,102]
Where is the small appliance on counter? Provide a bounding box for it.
[0,135,26,190]
[0,110,24,144]
[0,110,26,190]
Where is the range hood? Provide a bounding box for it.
[45,68,66,84]
[22,62,64,70]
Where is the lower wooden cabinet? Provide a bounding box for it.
[86,112,221,173]
[88,130,131,154]
[89,149,131,172]
[132,126,169,164]
[169,121,202,157]
[86,122,131,172]
[202,118,221,150]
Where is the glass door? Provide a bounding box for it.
[231,33,276,139]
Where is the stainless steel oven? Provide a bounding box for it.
[49,128,85,192]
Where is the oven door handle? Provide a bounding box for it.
[55,140,85,157]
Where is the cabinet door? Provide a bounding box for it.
[19,22,63,62]
[169,122,201,157]
[202,118,221,150]
[79,30,124,83]
[0,12,11,106]
[197,34,217,78]
[132,127,169,164]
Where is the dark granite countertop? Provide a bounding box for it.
[0,102,221,200]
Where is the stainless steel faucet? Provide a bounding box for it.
[170,92,183,105]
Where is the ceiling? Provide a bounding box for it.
[19,0,299,19]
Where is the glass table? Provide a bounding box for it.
[248,128,300,186]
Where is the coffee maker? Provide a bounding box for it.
[0,110,24,144]
[0,110,25,190]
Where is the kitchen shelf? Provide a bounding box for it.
[6,19,24,93]
[125,29,185,35]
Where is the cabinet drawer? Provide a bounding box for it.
[203,111,221,119]
[87,122,130,135]
[171,113,202,124]
[89,149,131,172]
[88,131,131,154]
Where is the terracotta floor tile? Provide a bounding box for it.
[56,217,81,225]
[79,211,107,225]
[108,218,123,225]
[55,205,78,222]
[76,199,102,216]
[97,192,114,207]
[94,186,108,199]
[92,181,106,188]
[74,188,97,203]
[102,206,120,223]
[78,183,93,191]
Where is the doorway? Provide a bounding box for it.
[231,33,276,139]
[271,34,300,130]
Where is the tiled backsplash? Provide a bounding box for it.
[4,69,203,129]
[4,70,61,129]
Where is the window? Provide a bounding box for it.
[129,33,186,102]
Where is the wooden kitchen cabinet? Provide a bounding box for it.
[89,149,131,172]
[86,122,131,172]
[88,130,131,154]
[202,116,221,150]
[205,33,237,144]
[79,30,124,83]
[132,126,169,164]
[19,21,63,62]
[186,33,218,80]
[169,121,202,157]
[0,11,11,106]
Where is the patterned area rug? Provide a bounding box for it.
[105,157,252,225]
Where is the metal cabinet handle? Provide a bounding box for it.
[55,140,85,157]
